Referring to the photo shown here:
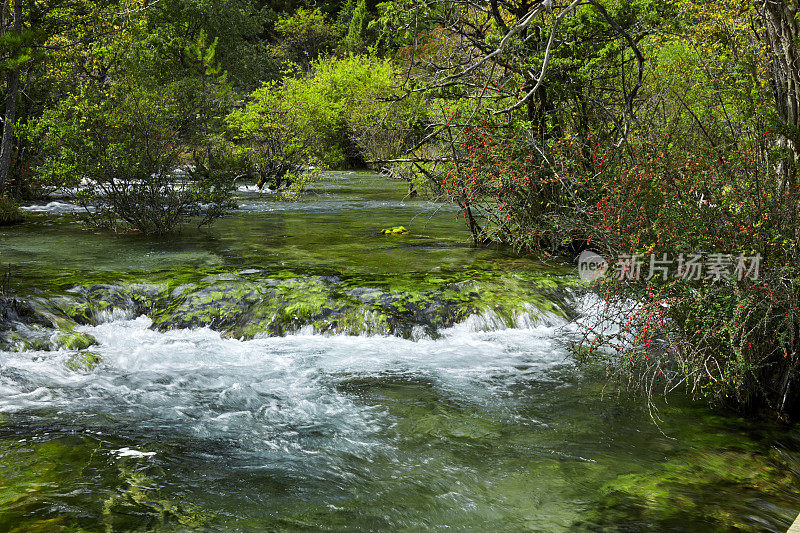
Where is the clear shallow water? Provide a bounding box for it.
[2,172,520,287]
[1,173,800,531]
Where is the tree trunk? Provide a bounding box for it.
[0,0,22,195]
[760,0,800,190]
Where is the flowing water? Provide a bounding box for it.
[1,173,800,531]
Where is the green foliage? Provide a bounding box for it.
[226,79,312,192]
[381,226,407,234]
[176,30,237,177]
[24,76,235,234]
[370,0,800,419]
[335,0,357,35]
[272,8,339,70]
[570,16,800,417]
[140,0,270,87]
[0,195,23,225]
[18,2,240,233]
[228,54,406,171]
[284,54,400,166]
[0,25,39,75]
[345,0,370,53]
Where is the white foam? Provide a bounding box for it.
[20,201,84,214]
[112,447,156,458]
[0,312,571,462]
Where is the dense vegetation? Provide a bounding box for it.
[0,0,798,419]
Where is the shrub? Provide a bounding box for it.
[0,195,23,225]
[24,78,234,234]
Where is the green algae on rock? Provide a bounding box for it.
[65,351,103,371]
[1,266,578,346]
[102,466,213,530]
[0,434,211,531]
[54,331,98,351]
[153,270,575,339]
[0,282,174,353]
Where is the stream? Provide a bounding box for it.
[1,172,799,531]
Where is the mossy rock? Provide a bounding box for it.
[151,280,263,332]
[232,277,341,338]
[5,266,578,342]
[55,331,98,351]
[409,412,502,440]
[1,331,52,352]
[584,446,798,531]
[26,298,86,330]
[65,351,103,371]
[380,226,408,235]
[102,467,213,530]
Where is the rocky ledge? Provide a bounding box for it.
[0,268,578,353]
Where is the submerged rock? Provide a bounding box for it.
[65,351,103,371]
[0,435,211,531]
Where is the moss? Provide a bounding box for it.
[585,446,797,531]
[231,277,341,337]
[3,332,52,352]
[65,351,103,371]
[102,467,213,530]
[149,267,578,339]
[323,307,392,336]
[47,298,94,325]
[465,275,572,325]
[55,331,98,351]
[276,277,337,331]
[5,264,578,342]
[151,280,262,331]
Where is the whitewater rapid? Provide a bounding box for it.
[0,314,571,464]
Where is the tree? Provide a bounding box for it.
[0,0,155,197]
[228,54,406,175]
[345,0,369,52]
[20,2,238,233]
[368,0,800,418]
[758,0,799,190]
[272,8,339,71]
[27,78,234,234]
[0,0,22,195]
[373,0,657,247]
[140,0,269,88]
